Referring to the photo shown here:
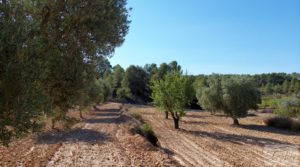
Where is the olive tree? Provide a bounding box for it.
[0,0,130,145]
[196,75,223,114]
[222,78,261,125]
[196,76,261,125]
[151,72,191,129]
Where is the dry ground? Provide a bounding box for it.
[0,103,179,167]
[129,104,300,167]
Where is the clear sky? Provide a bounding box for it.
[110,0,300,75]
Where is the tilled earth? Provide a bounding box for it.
[0,103,179,167]
[129,105,300,167]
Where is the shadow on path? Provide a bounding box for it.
[85,117,126,124]
[91,112,120,117]
[37,128,112,144]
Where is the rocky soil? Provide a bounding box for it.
[129,104,300,167]
[0,103,179,167]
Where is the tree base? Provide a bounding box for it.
[232,118,240,125]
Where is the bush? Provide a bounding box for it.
[259,97,279,108]
[274,98,300,118]
[141,123,158,146]
[264,116,300,131]
[116,87,132,99]
[129,112,158,146]
[131,112,144,123]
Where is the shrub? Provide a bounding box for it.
[264,116,300,131]
[129,112,158,146]
[274,98,300,118]
[259,97,279,109]
[141,123,158,146]
[131,112,144,123]
[116,87,132,99]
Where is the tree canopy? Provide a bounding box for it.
[151,71,192,129]
[0,0,130,145]
[196,75,261,125]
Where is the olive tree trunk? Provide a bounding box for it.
[232,118,239,125]
[173,117,179,129]
[170,112,180,129]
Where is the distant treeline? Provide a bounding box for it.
[102,61,300,104]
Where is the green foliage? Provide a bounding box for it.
[121,65,150,102]
[105,64,126,97]
[151,71,192,129]
[184,75,196,106]
[0,0,130,145]
[0,1,48,145]
[141,123,158,146]
[151,61,182,81]
[222,78,261,119]
[144,63,158,77]
[129,112,157,145]
[116,87,133,99]
[196,75,223,114]
[259,97,279,108]
[131,112,144,123]
[196,75,261,125]
[274,98,300,119]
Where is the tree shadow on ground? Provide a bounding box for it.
[36,128,112,144]
[184,114,209,119]
[182,120,208,125]
[91,112,120,117]
[240,124,300,136]
[213,113,257,117]
[85,116,126,124]
[93,108,120,112]
[180,129,294,146]
[140,112,154,116]
[160,147,175,156]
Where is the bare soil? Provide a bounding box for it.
[128,104,300,167]
[0,103,179,167]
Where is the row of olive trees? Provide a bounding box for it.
[0,0,130,145]
[151,73,261,128]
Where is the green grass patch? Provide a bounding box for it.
[130,112,158,146]
[141,123,158,146]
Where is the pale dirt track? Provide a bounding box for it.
[129,104,300,167]
[0,103,179,167]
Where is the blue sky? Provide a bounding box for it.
[110,0,300,75]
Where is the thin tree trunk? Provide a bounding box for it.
[93,105,98,111]
[51,119,55,129]
[233,118,239,125]
[79,109,83,119]
[165,111,169,119]
[173,117,179,129]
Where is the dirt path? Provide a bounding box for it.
[46,103,131,166]
[130,105,300,167]
[0,103,179,167]
[45,103,179,167]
